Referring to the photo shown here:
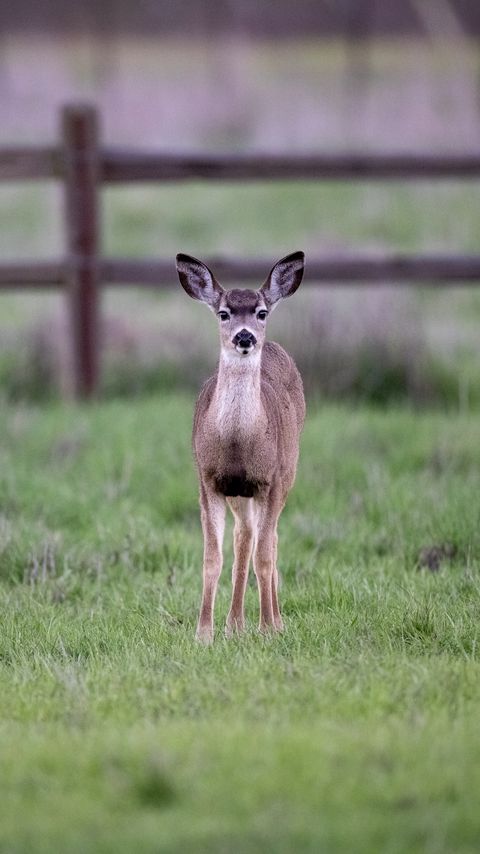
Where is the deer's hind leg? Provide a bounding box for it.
[225,497,256,636]
[196,482,226,644]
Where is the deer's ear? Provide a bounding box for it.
[176,253,224,309]
[261,251,304,308]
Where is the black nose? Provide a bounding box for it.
[233,329,257,348]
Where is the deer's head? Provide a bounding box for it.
[176,252,304,358]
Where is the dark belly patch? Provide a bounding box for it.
[214,474,259,498]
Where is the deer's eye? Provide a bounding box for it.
[218,311,230,322]
[257,310,268,321]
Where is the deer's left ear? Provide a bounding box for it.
[260,251,305,308]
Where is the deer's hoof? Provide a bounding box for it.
[225,616,245,638]
[195,625,214,645]
[258,621,283,636]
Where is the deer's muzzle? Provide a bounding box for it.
[233,329,257,354]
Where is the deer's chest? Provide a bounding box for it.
[211,372,263,436]
[196,380,275,486]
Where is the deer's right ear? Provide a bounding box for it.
[176,254,223,310]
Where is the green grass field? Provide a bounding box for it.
[1,393,480,852]
[2,35,480,850]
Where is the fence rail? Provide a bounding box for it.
[3,253,480,292]
[1,103,479,397]
[4,148,480,184]
[100,151,480,183]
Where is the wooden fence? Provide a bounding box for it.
[2,103,480,398]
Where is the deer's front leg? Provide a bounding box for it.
[197,485,226,644]
[225,497,256,636]
[253,490,283,633]
[271,530,284,632]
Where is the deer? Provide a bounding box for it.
[176,251,306,643]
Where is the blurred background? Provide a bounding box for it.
[1,0,480,405]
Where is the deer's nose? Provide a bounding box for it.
[233,329,257,348]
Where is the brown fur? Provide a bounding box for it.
[194,342,304,500]
[176,251,305,642]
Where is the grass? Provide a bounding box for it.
[2,181,480,261]
[1,392,480,851]
[1,39,480,847]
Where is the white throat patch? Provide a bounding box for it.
[214,348,263,435]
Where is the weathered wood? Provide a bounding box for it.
[2,147,480,184]
[62,105,101,399]
[1,254,478,291]
[102,254,480,285]
[102,150,480,183]
[0,261,64,287]
[302,254,480,282]
[0,147,59,181]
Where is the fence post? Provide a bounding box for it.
[61,104,100,399]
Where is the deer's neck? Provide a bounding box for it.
[213,349,264,437]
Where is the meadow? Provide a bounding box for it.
[1,394,480,852]
[1,35,480,851]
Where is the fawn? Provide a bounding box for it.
[176,251,305,642]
